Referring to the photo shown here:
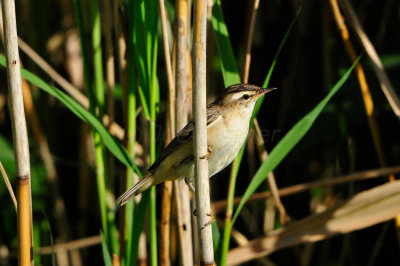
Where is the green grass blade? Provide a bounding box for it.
[0,55,142,177]
[100,232,113,266]
[133,0,150,118]
[211,0,241,86]
[89,0,105,115]
[231,58,360,226]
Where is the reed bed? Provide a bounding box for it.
[0,0,399,265]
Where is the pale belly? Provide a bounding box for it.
[188,115,249,181]
[207,123,247,177]
[153,114,250,185]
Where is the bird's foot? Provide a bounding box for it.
[202,211,215,230]
[193,209,215,229]
[200,146,213,160]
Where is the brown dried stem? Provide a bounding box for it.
[0,161,17,210]
[242,0,259,84]
[213,165,400,213]
[338,0,400,119]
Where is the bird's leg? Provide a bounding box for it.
[199,145,213,160]
[184,177,195,192]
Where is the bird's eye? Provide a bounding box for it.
[242,94,250,100]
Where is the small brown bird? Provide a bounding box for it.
[116,83,276,205]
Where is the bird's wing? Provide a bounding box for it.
[149,105,221,171]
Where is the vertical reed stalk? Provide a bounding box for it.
[193,0,214,264]
[1,0,32,264]
[159,0,175,264]
[242,0,259,83]
[123,1,136,265]
[87,0,111,253]
[175,0,194,264]
[147,1,159,265]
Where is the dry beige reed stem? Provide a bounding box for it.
[193,0,214,264]
[159,0,176,265]
[1,0,32,264]
[174,0,194,265]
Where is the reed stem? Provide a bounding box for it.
[193,0,214,264]
[1,0,32,264]
[175,0,194,264]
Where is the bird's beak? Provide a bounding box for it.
[253,87,277,98]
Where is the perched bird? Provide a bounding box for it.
[116,83,276,206]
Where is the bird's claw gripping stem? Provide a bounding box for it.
[193,208,215,229]
[200,146,213,160]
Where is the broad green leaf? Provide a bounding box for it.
[212,0,241,86]
[0,55,142,177]
[231,58,360,225]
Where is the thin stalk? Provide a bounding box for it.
[148,0,159,263]
[253,119,288,226]
[175,0,194,265]
[338,0,400,119]
[0,161,17,210]
[35,235,102,255]
[123,65,136,266]
[193,0,214,265]
[220,157,241,265]
[159,0,175,264]
[242,0,259,83]
[123,0,136,265]
[88,0,111,252]
[1,0,32,264]
[20,60,81,263]
[212,165,400,213]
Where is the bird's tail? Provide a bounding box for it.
[116,173,154,206]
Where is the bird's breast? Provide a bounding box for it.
[207,114,249,177]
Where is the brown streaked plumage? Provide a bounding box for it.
[116,83,276,206]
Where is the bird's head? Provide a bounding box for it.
[216,84,276,114]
